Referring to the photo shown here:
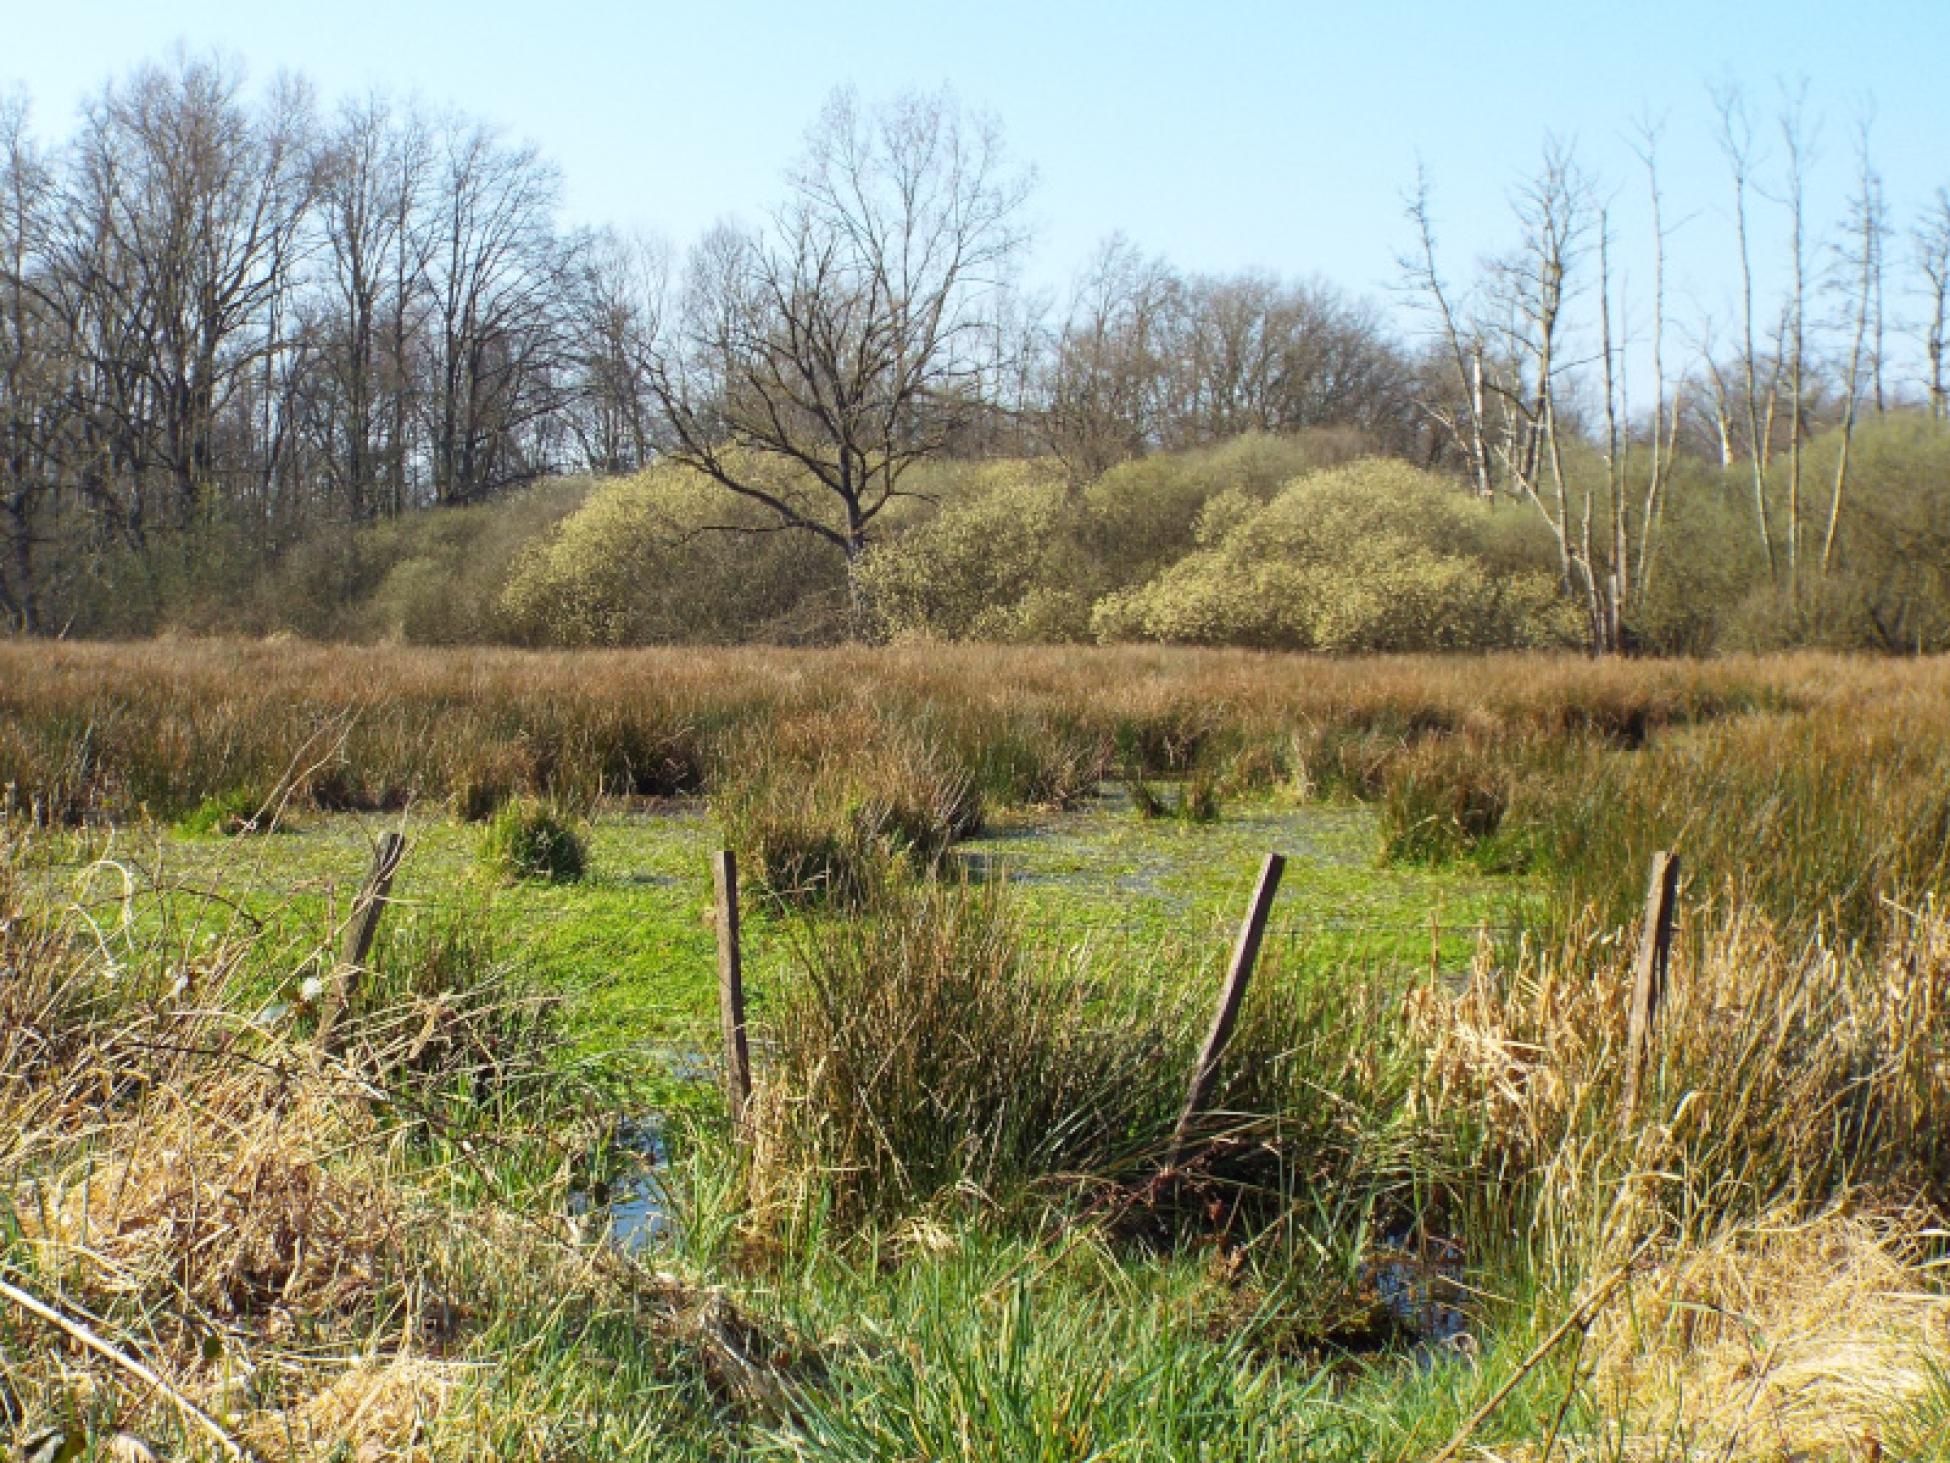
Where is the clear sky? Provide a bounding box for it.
[5,0,1947,334]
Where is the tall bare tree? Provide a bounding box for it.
[567,229,666,475]
[1401,165,1495,500]
[643,87,1032,571]
[1920,188,1950,421]
[423,119,578,504]
[308,94,427,522]
[1825,118,1890,574]
[1713,82,1780,581]
[1628,115,1682,604]
[1775,85,1813,598]
[0,92,55,630]
[1406,140,1674,654]
[1039,233,1177,478]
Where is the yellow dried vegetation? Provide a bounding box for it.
[1583,1207,1950,1461]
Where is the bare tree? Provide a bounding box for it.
[423,118,578,504]
[1400,166,1495,500]
[643,87,1032,573]
[94,57,310,522]
[307,93,426,522]
[1408,145,1601,635]
[1774,84,1813,597]
[1916,188,1949,421]
[1405,139,1676,654]
[0,91,56,630]
[1713,82,1779,581]
[567,229,666,475]
[1824,117,1890,574]
[1039,233,1177,477]
[1628,115,1682,604]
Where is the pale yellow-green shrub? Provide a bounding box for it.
[1076,430,1367,592]
[851,461,1074,642]
[1092,458,1574,651]
[499,462,848,645]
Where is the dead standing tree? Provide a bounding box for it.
[1405,139,1681,656]
[1920,189,1950,422]
[1825,117,1891,576]
[1405,143,1672,655]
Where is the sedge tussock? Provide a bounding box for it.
[1408,901,1950,1278]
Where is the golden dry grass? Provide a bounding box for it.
[1581,1207,1949,1462]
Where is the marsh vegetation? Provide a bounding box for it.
[3,643,1949,1459]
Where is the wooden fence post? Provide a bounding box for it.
[714,849,752,1132]
[1168,852,1286,1168]
[315,831,406,1052]
[1622,849,1681,1128]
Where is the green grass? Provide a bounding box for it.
[23,789,1523,1065]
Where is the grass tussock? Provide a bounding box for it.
[748,878,1188,1224]
[479,797,589,883]
[747,874,1420,1272]
[713,716,982,906]
[1379,736,1513,866]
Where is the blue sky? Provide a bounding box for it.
[6,1,1947,335]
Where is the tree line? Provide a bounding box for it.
[2,54,1946,651]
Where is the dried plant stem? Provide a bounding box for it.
[0,1271,257,1461]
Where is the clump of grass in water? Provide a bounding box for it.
[746,872,1423,1253]
[479,798,588,883]
[1126,767,1223,824]
[749,876,1191,1225]
[1378,740,1510,866]
[714,724,982,907]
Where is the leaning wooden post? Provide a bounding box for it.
[315,831,406,1052]
[1168,852,1286,1168]
[713,849,753,1133]
[1621,849,1681,1128]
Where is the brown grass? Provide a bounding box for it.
[1584,1207,1949,1461]
[0,637,1832,824]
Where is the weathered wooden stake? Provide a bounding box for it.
[1168,852,1286,1167]
[1621,849,1681,1127]
[714,849,753,1131]
[315,831,406,1052]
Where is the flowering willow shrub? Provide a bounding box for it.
[1092,459,1573,651]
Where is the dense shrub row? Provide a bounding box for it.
[48,415,1950,657]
